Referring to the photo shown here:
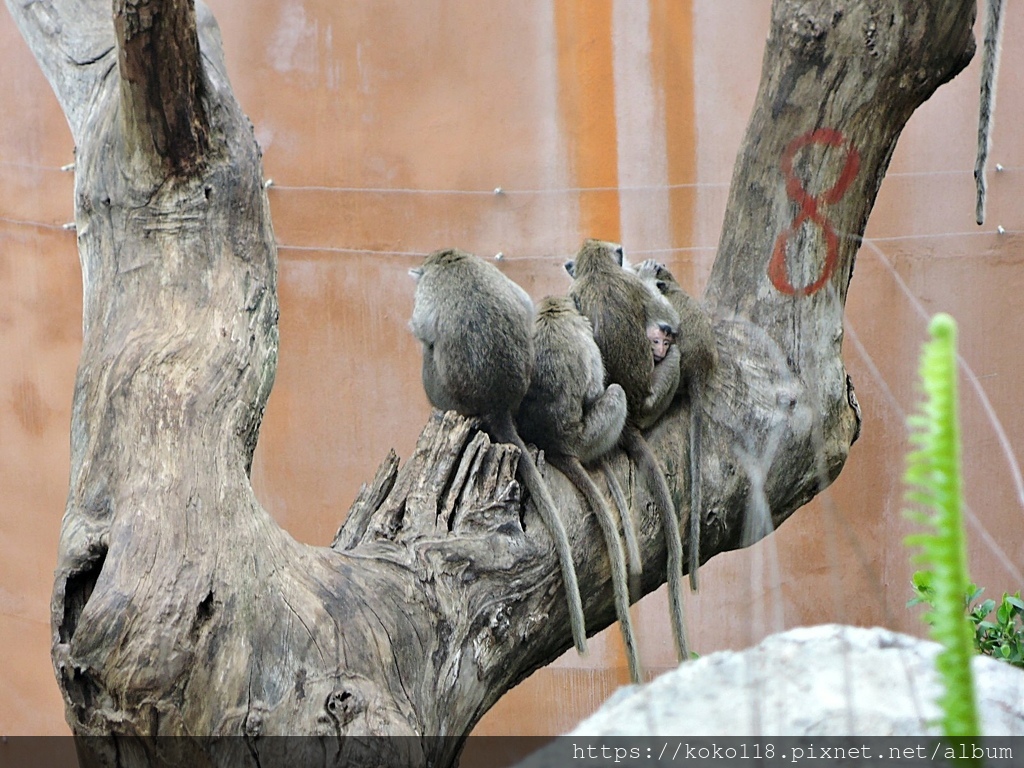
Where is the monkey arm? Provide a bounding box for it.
[576,383,627,464]
[635,345,681,431]
[408,298,438,346]
[676,312,717,386]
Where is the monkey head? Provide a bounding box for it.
[647,323,676,364]
[564,238,625,279]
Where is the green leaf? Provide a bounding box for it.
[902,313,980,739]
[912,571,934,589]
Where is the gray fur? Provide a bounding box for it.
[634,259,718,592]
[409,248,534,416]
[634,260,717,386]
[601,464,642,579]
[566,239,690,662]
[517,296,641,682]
[517,296,627,463]
[410,249,589,655]
[567,240,655,418]
[629,263,681,430]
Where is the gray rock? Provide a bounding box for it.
[570,624,1024,736]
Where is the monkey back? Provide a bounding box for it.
[410,249,534,417]
[568,242,654,418]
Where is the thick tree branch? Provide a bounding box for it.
[698,0,975,552]
[5,0,115,141]
[113,0,208,174]
[5,0,978,766]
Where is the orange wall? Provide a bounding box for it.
[2,0,1022,739]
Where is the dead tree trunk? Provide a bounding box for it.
[6,0,975,765]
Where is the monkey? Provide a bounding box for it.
[642,323,681,427]
[633,260,717,405]
[976,0,1006,225]
[634,330,680,428]
[408,248,588,655]
[564,238,690,662]
[629,263,681,430]
[562,251,680,574]
[516,296,643,682]
[634,259,718,592]
[647,323,676,364]
[569,244,682,422]
[516,297,627,466]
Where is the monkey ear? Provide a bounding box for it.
[614,245,625,266]
[572,293,583,313]
[564,260,576,278]
[408,267,424,281]
[656,280,668,293]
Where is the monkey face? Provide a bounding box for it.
[647,324,676,364]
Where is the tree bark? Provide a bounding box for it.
[5,0,975,765]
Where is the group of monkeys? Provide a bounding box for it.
[408,239,716,683]
[400,0,1008,686]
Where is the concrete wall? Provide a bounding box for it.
[2,0,1022,738]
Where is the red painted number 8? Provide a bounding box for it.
[768,128,860,297]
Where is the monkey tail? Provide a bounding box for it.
[550,454,642,683]
[620,426,690,663]
[601,461,643,581]
[688,380,703,592]
[976,0,1006,225]
[490,413,589,655]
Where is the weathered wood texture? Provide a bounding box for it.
[5,0,975,765]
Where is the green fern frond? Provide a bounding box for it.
[902,313,980,741]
